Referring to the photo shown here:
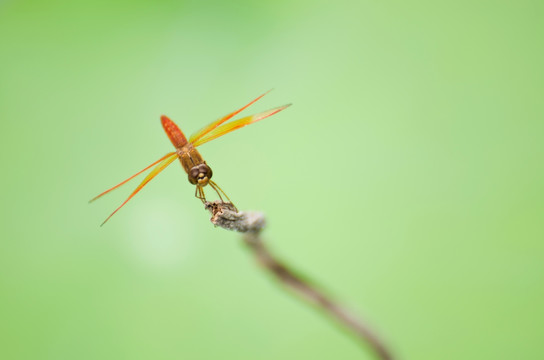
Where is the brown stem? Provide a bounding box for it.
[205,201,394,360]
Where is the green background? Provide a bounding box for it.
[1,1,542,359]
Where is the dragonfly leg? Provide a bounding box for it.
[210,183,224,202]
[195,185,207,203]
[209,180,237,212]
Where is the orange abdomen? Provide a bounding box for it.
[161,115,188,148]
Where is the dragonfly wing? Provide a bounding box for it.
[90,152,177,203]
[189,90,271,144]
[99,152,179,226]
[192,104,291,147]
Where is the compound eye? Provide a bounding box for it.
[198,164,212,179]
[190,167,200,179]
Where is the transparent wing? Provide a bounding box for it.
[90,152,177,203]
[98,152,179,226]
[189,90,271,144]
[192,104,291,147]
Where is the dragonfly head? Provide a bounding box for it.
[189,164,213,186]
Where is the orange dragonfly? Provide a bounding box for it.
[91,91,290,226]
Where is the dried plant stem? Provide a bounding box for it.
[205,201,393,360]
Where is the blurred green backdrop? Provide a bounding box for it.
[1,0,543,359]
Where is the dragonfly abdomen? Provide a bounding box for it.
[161,115,187,148]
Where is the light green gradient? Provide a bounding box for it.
[1,1,543,359]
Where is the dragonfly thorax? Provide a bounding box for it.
[189,164,213,186]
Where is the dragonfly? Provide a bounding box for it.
[90,91,290,226]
